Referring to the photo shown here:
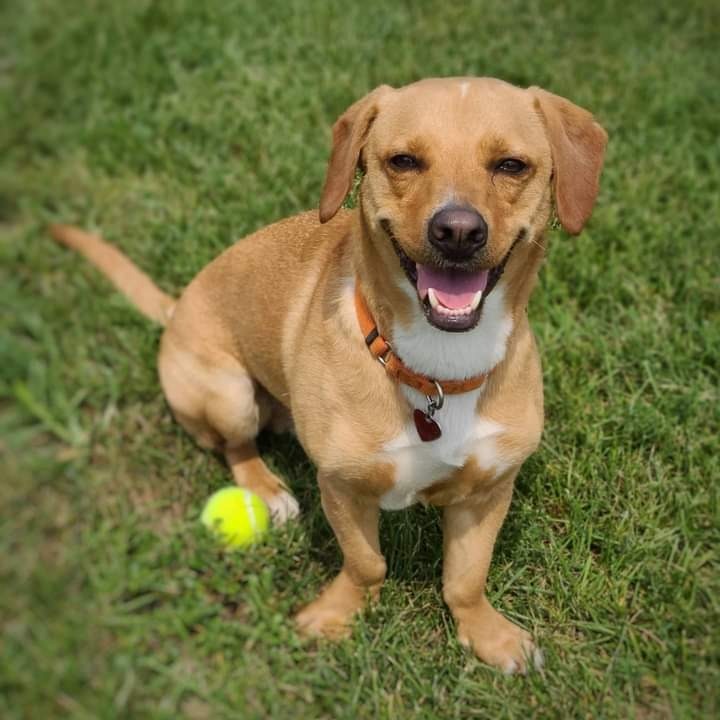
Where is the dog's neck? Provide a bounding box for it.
[352,213,546,381]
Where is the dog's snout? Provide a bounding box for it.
[428,206,488,260]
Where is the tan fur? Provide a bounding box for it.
[50,77,606,673]
[531,88,608,235]
[50,224,175,324]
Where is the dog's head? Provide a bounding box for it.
[319,77,607,332]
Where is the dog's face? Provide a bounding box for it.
[320,78,607,331]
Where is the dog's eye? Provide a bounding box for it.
[495,158,527,174]
[389,154,420,171]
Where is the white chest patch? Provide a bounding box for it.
[380,400,507,510]
[379,283,514,510]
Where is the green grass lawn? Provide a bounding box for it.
[1,0,718,717]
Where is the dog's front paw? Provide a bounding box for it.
[295,598,355,640]
[455,603,542,675]
[294,571,375,639]
[266,490,300,526]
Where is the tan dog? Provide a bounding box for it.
[51,77,606,674]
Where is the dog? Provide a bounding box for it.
[51,77,607,674]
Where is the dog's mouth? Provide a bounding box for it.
[383,221,522,332]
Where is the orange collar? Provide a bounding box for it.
[354,283,488,397]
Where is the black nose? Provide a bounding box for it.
[428,206,488,260]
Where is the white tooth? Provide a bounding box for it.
[428,288,440,309]
[470,290,483,311]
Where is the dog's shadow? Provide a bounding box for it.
[257,431,534,587]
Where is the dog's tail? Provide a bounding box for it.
[49,224,176,325]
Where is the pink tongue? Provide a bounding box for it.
[416,265,489,309]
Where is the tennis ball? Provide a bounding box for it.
[200,487,270,548]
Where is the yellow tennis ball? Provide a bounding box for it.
[200,487,270,548]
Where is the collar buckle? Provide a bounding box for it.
[376,342,393,367]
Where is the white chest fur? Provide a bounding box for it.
[379,283,514,510]
[380,392,508,510]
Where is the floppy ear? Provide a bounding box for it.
[319,85,392,224]
[531,88,608,235]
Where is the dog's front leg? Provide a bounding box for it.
[442,479,542,674]
[295,474,385,639]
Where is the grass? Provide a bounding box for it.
[1,0,718,717]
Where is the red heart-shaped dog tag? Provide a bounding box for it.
[413,409,442,442]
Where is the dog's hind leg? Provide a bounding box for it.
[158,333,299,525]
[225,442,299,524]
